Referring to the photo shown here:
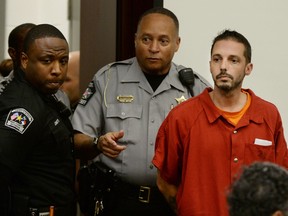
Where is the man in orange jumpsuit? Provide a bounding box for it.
[153,30,288,216]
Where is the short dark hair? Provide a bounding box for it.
[23,24,67,53]
[8,23,36,50]
[211,29,252,63]
[227,162,288,216]
[137,7,179,34]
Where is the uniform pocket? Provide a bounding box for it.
[244,142,275,163]
[106,103,143,144]
[107,103,142,119]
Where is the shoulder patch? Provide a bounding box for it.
[79,81,96,106]
[5,108,34,134]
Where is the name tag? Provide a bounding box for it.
[254,138,272,146]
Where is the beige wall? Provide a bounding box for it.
[165,0,288,140]
[1,0,70,59]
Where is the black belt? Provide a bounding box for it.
[28,206,72,216]
[113,180,165,204]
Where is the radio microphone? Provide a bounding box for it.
[178,68,195,97]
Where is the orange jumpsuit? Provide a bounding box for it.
[153,88,288,216]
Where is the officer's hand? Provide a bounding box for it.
[97,130,126,158]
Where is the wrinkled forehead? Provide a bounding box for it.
[27,37,69,55]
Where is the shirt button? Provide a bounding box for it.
[233,157,238,163]
[151,119,154,123]
[121,112,125,116]
[149,164,154,169]
[233,130,237,134]
[150,142,153,146]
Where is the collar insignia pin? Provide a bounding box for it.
[175,95,187,104]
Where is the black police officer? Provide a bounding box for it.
[0,24,75,216]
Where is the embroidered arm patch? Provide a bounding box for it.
[79,81,96,106]
[5,108,34,134]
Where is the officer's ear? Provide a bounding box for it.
[8,47,16,60]
[21,52,28,70]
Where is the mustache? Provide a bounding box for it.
[216,71,233,80]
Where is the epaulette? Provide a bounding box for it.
[95,58,134,77]
[80,59,134,106]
